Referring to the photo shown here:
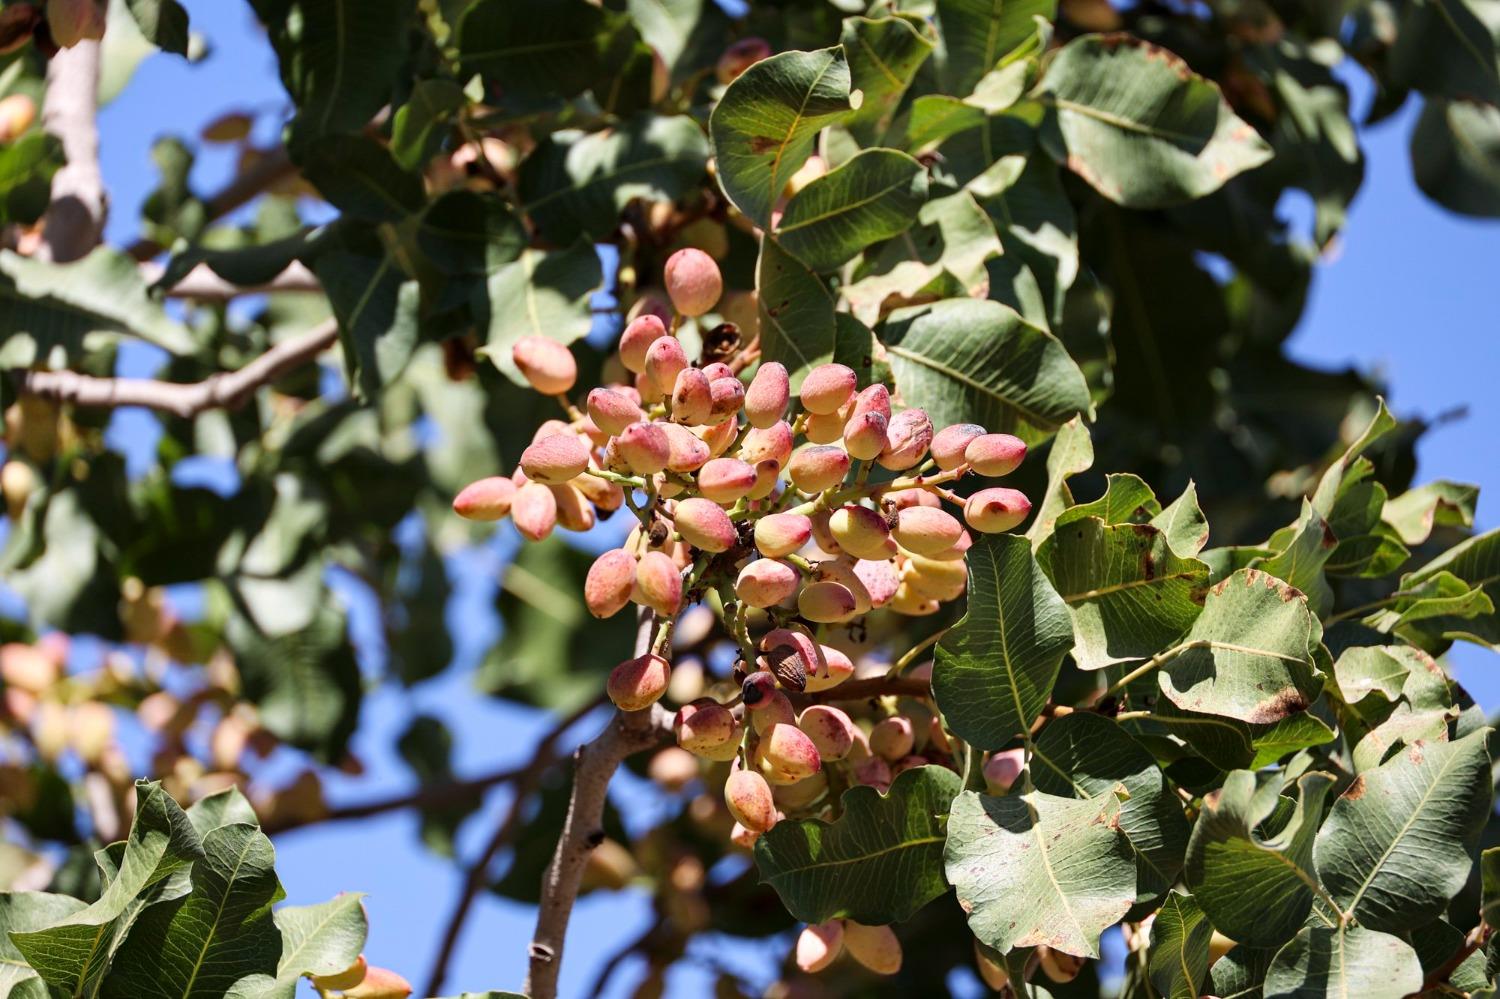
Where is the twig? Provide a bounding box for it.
[13,319,339,418]
[141,260,321,300]
[264,762,529,835]
[421,695,609,997]
[524,609,675,999]
[805,675,932,702]
[125,147,296,261]
[39,40,105,263]
[886,627,950,678]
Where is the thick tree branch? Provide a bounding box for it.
[264,761,529,836]
[13,318,339,418]
[421,695,612,998]
[807,675,932,702]
[125,147,296,261]
[524,611,675,999]
[40,41,106,263]
[140,260,321,300]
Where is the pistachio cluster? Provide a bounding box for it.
[453,250,1033,972]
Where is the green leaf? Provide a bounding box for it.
[1037,35,1272,208]
[755,235,838,392]
[1367,571,1494,638]
[945,789,1136,958]
[1412,98,1500,217]
[124,0,189,55]
[0,247,195,366]
[457,0,617,100]
[754,765,961,924]
[1209,945,1275,999]
[10,782,202,996]
[841,14,935,142]
[1388,0,1500,105]
[1183,769,1335,947]
[1026,416,1093,546]
[225,598,362,760]
[186,787,261,839]
[416,190,528,278]
[313,245,423,399]
[0,892,88,996]
[1054,473,1160,528]
[476,242,603,389]
[1151,483,1210,557]
[1398,527,1500,650]
[1383,480,1479,546]
[625,0,704,71]
[934,0,1055,96]
[103,824,282,998]
[1030,712,1189,907]
[520,114,710,244]
[1264,925,1422,999]
[249,0,416,150]
[301,135,425,224]
[0,131,64,227]
[255,893,368,998]
[1314,727,1492,931]
[1039,517,1208,671]
[709,47,854,228]
[775,149,928,271]
[1147,892,1212,999]
[390,79,466,172]
[880,298,1091,445]
[933,534,1073,749]
[1253,500,1336,618]
[1158,569,1319,724]
[843,190,1001,325]
[1311,399,1396,517]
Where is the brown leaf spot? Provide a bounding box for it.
[1247,686,1309,724]
[1343,774,1366,801]
[748,135,781,154]
[1407,742,1425,766]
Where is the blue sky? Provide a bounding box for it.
[73,2,1500,996]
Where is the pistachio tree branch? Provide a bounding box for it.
[524,610,675,999]
[263,760,530,836]
[13,318,339,418]
[421,694,611,998]
[39,40,105,263]
[125,147,296,261]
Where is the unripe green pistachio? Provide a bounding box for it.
[311,955,368,991]
[829,505,896,560]
[606,653,671,711]
[585,549,637,619]
[812,558,873,616]
[889,581,940,616]
[342,965,414,998]
[675,699,739,759]
[901,553,967,601]
[803,408,847,444]
[799,363,857,415]
[512,335,577,395]
[452,476,516,521]
[696,416,739,457]
[774,769,828,809]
